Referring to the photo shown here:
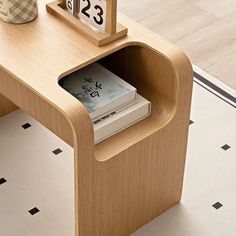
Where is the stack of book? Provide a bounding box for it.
[59,63,151,144]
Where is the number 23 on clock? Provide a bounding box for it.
[79,0,107,32]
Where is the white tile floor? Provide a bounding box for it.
[0,66,235,236]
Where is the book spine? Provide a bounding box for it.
[94,99,151,144]
[90,89,136,120]
[91,99,136,121]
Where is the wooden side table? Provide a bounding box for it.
[0,1,193,235]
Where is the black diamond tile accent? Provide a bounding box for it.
[28,207,40,215]
[0,178,7,185]
[53,148,63,155]
[221,144,231,151]
[22,123,31,129]
[189,120,194,125]
[212,202,223,209]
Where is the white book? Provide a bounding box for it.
[59,63,137,120]
[94,94,151,144]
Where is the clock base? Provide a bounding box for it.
[46,0,128,47]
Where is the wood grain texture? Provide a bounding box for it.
[118,0,236,90]
[193,0,236,18]
[0,93,17,117]
[176,13,236,89]
[0,1,193,235]
[106,0,117,34]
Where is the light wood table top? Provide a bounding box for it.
[0,0,191,153]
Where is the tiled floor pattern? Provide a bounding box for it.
[0,66,235,236]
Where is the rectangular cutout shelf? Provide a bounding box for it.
[58,44,178,161]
